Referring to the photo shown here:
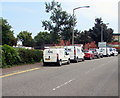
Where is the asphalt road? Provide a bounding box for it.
[2,56,118,96]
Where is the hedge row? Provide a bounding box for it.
[1,44,43,68]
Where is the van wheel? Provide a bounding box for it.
[82,58,85,61]
[107,54,109,57]
[97,55,100,59]
[43,62,47,66]
[67,59,70,64]
[90,57,92,60]
[75,57,78,63]
[58,60,62,66]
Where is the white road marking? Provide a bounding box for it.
[52,79,75,91]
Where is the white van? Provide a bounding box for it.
[64,45,85,62]
[43,48,70,66]
[99,47,111,57]
[96,49,103,58]
[110,48,118,56]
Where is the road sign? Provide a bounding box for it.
[98,42,106,47]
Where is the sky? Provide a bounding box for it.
[1,0,119,38]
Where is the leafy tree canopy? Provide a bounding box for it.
[17,31,34,47]
[89,18,114,44]
[34,31,52,46]
[42,0,76,44]
[1,18,17,46]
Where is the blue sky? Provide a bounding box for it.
[1,0,119,38]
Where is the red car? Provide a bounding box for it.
[83,50,95,60]
[89,48,100,59]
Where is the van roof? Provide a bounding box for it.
[44,46,64,49]
[44,48,64,50]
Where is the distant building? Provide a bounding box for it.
[13,39,34,49]
[16,39,23,47]
[107,33,120,50]
[112,33,120,42]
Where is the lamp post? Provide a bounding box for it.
[72,6,90,45]
[101,23,109,42]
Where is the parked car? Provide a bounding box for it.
[43,47,70,66]
[64,45,85,62]
[110,48,118,56]
[89,48,100,59]
[83,49,95,60]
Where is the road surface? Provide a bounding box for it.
[2,56,118,96]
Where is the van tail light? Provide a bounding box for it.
[57,53,59,59]
[74,49,76,55]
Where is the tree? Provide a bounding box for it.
[103,27,114,42]
[17,31,34,47]
[1,18,17,46]
[60,15,75,44]
[75,30,93,44]
[89,18,114,44]
[42,0,76,44]
[34,32,52,48]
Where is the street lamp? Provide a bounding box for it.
[101,23,109,42]
[72,6,90,45]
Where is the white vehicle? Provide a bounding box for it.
[64,45,85,62]
[96,48,103,58]
[99,47,111,57]
[110,48,118,56]
[43,48,70,66]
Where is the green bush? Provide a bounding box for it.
[18,48,43,64]
[0,46,2,68]
[33,50,43,62]
[2,44,21,68]
[1,45,43,68]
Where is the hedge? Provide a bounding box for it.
[1,45,43,68]
[0,46,2,68]
[2,45,21,68]
[18,48,43,64]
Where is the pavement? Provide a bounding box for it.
[2,62,43,75]
[2,56,118,96]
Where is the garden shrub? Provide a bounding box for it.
[0,46,2,68]
[2,44,21,68]
[17,48,43,64]
[1,45,43,68]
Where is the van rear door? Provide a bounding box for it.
[65,46,75,60]
[44,49,58,62]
